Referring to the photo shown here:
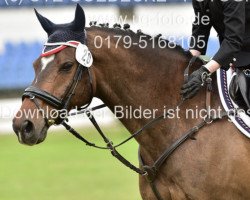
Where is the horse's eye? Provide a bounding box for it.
[60,62,74,72]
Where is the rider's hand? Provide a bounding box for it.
[180,66,210,100]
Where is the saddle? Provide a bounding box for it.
[229,69,250,113]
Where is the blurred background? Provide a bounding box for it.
[0,1,219,199]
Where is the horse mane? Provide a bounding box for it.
[89,21,191,57]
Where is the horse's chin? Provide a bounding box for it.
[18,125,48,146]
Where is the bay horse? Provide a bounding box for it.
[12,4,250,200]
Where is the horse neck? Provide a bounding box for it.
[86,27,206,157]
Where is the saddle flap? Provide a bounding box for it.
[238,70,250,108]
[229,73,247,110]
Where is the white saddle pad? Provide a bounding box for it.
[217,68,250,137]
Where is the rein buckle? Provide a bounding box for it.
[47,119,56,126]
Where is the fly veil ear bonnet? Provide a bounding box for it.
[35,4,93,67]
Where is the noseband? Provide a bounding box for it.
[22,63,93,125]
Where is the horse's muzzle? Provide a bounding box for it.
[12,118,47,146]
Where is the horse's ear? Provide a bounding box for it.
[34,9,55,35]
[72,4,85,32]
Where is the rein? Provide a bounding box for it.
[22,55,228,200]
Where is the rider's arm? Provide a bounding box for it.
[190,1,245,73]
[208,1,245,72]
[190,0,212,56]
[204,60,220,73]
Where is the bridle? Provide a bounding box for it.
[22,45,229,200]
[22,62,93,126]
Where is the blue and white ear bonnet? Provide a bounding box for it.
[35,4,93,68]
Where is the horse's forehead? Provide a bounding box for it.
[41,55,55,72]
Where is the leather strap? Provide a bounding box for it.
[86,110,146,174]
[138,111,228,200]
[23,86,63,109]
[22,64,92,125]
[184,56,198,83]
[62,64,84,110]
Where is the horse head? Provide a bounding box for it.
[12,4,93,145]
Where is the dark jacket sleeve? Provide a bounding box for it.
[213,1,245,67]
[190,0,212,55]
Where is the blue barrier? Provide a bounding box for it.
[0,42,42,89]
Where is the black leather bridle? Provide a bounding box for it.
[22,54,228,200]
[22,63,92,126]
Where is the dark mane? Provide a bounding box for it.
[88,22,191,57]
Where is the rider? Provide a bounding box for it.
[181,0,250,103]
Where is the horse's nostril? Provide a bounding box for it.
[21,120,34,135]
